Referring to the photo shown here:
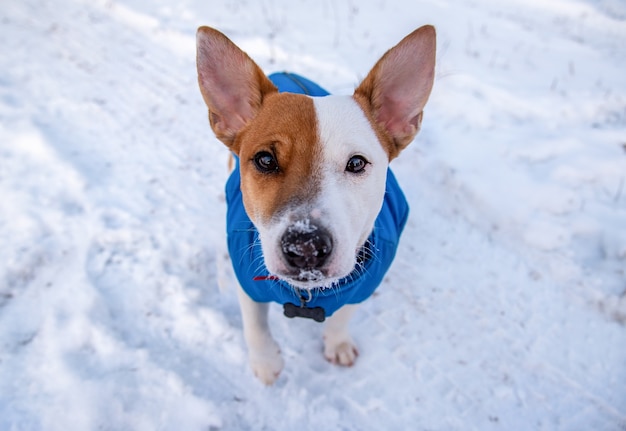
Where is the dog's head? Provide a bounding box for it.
[197,27,435,289]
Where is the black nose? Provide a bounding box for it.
[281,225,333,269]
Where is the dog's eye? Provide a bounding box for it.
[345,155,368,174]
[253,151,279,173]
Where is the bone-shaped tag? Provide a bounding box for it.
[283,303,326,322]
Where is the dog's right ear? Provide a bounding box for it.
[196,27,277,151]
[354,25,436,160]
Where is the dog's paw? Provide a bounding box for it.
[324,338,359,367]
[249,341,284,385]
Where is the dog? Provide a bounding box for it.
[196,26,435,384]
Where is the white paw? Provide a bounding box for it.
[324,338,359,366]
[249,340,284,385]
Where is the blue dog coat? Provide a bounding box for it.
[226,72,409,318]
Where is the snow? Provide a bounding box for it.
[1,0,625,429]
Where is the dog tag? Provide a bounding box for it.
[283,303,326,322]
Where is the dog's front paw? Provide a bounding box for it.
[323,337,359,366]
[249,340,284,385]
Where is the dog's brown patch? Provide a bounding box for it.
[236,92,321,224]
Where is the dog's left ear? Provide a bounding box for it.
[196,26,277,150]
[354,25,436,159]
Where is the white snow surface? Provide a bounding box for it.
[1,0,625,429]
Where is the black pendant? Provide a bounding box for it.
[283,303,326,322]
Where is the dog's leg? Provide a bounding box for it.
[236,285,284,384]
[323,304,359,366]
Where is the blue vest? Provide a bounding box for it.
[226,72,409,318]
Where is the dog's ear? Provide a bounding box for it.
[196,27,277,151]
[354,25,436,159]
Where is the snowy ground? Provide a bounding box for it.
[1,0,625,429]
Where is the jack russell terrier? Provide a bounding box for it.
[196,26,435,384]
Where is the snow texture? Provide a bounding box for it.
[1,0,625,430]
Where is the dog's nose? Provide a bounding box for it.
[281,225,333,269]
